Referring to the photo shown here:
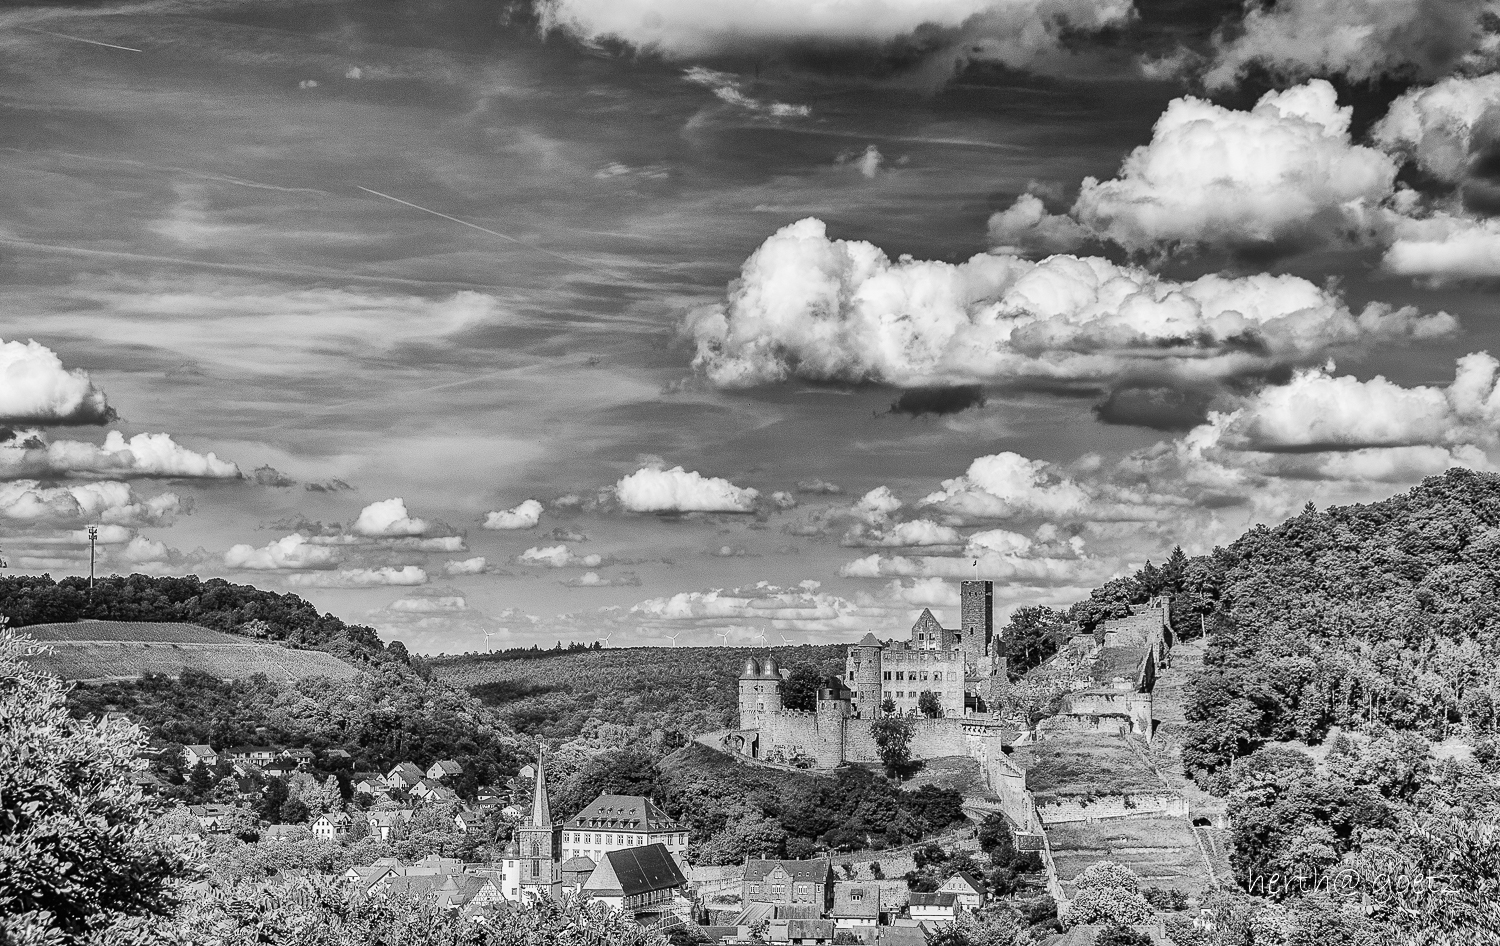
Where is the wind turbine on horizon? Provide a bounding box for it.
[665,631,683,647]
[481,629,494,653]
[599,630,615,648]
[714,628,731,646]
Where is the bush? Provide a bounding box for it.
[1095,923,1153,946]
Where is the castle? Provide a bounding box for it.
[723,583,1171,771]
[726,581,1014,768]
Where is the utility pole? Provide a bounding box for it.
[88,525,97,590]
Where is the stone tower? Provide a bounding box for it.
[849,633,883,718]
[739,657,782,729]
[516,747,559,900]
[960,580,994,665]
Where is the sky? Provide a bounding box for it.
[6,0,1500,653]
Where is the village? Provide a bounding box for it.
[122,581,1224,944]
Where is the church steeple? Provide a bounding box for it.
[529,745,551,827]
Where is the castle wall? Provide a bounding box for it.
[1062,690,1154,738]
[753,710,847,769]
[1035,792,1187,825]
[1037,713,1131,737]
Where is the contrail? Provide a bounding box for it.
[356,185,590,267]
[17,26,142,52]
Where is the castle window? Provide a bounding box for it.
[895,671,904,681]
[883,671,890,680]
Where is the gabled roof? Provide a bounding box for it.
[582,843,686,898]
[787,919,836,939]
[911,609,944,636]
[743,857,833,884]
[388,762,425,783]
[939,871,984,895]
[564,794,681,831]
[184,744,215,755]
[831,883,879,918]
[429,760,463,775]
[909,892,958,908]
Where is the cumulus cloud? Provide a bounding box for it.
[285,565,428,588]
[517,544,604,568]
[841,519,965,548]
[992,81,1398,256]
[224,534,341,571]
[0,430,242,481]
[1372,73,1500,186]
[483,499,543,530]
[1383,212,1500,282]
[615,464,759,513]
[0,338,114,426]
[387,592,468,612]
[1200,0,1500,89]
[539,0,1133,71]
[442,556,489,576]
[563,571,642,587]
[920,451,1092,519]
[0,480,183,527]
[686,216,1453,393]
[251,465,296,487]
[796,478,843,494]
[352,498,430,537]
[841,525,1092,582]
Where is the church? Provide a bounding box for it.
[489,749,688,925]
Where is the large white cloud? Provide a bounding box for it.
[993,81,1398,255]
[0,430,241,481]
[615,465,759,513]
[1204,353,1500,453]
[482,499,543,530]
[1201,0,1500,89]
[442,556,489,576]
[920,451,1092,519]
[0,480,182,527]
[841,518,965,548]
[285,565,428,588]
[352,497,430,537]
[1383,213,1500,282]
[841,525,1092,582]
[687,215,1452,391]
[0,338,114,426]
[539,0,1132,66]
[1372,73,1500,185]
[224,534,341,571]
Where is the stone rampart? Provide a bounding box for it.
[1035,792,1188,825]
[1037,713,1131,737]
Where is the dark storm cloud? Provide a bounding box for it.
[888,385,987,417]
[1092,385,1215,431]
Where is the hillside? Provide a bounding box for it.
[23,620,359,682]
[431,644,847,739]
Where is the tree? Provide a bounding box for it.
[1063,861,1152,927]
[188,760,214,798]
[0,626,183,943]
[279,796,311,825]
[781,663,825,712]
[871,716,914,779]
[881,697,896,715]
[1095,923,1153,946]
[918,690,943,718]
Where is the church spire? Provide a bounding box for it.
[529,745,551,827]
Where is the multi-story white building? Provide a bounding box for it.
[560,795,689,868]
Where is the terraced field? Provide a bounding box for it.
[21,620,358,682]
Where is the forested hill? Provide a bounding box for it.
[0,574,402,666]
[1050,468,1500,777]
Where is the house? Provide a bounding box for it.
[323,749,353,765]
[908,892,961,926]
[224,746,276,766]
[562,794,690,868]
[876,928,929,946]
[412,778,458,804]
[365,809,414,841]
[262,759,300,779]
[560,855,596,894]
[830,882,880,936]
[262,824,304,843]
[454,809,486,834]
[183,745,218,769]
[387,874,501,912]
[936,871,986,910]
[187,804,239,832]
[386,762,426,790]
[518,763,536,780]
[777,919,837,945]
[580,843,686,922]
[355,778,389,798]
[768,905,833,944]
[280,748,316,764]
[741,858,835,909]
[427,760,463,781]
[312,811,351,840]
